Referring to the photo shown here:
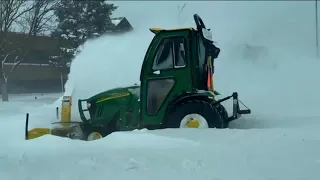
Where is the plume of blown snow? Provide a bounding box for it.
[64,31,154,120]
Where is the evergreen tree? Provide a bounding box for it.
[84,0,117,37]
[50,0,117,67]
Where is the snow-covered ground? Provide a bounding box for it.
[1,1,320,180]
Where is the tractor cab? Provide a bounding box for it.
[139,14,224,126]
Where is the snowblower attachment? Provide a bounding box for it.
[25,113,51,140]
[25,96,84,140]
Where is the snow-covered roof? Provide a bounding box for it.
[111,17,125,26]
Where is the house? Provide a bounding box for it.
[110,17,133,33]
[1,32,70,94]
[0,17,133,94]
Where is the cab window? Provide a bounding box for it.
[198,35,206,67]
[198,35,207,76]
[152,37,187,70]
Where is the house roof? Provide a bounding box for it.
[111,17,125,26]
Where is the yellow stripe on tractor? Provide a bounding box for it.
[96,92,130,103]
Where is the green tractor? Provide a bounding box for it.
[76,14,251,141]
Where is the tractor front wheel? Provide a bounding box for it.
[166,100,227,129]
[80,114,118,141]
[81,126,112,141]
[86,132,103,141]
[82,128,111,141]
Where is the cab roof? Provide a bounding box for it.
[150,27,196,34]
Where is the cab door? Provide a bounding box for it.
[140,30,192,126]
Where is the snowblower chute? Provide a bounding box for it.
[25,14,251,141]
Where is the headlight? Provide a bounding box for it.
[87,102,91,109]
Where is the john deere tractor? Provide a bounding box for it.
[75,14,251,141]
[25,14,251,141]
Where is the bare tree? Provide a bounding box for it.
[0,0,57,101]
[17,0,58,36]
[0,0,34,101]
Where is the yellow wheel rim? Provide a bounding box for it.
[180,113,208,128]
[87,132,102,141]
[186,120,200,128]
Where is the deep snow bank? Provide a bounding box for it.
[1,129,320,180]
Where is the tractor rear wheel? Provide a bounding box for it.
[165,100,227,129]
[215,103,229,128]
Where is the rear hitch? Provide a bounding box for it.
[214,92,251,122]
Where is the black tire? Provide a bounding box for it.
[165,100,227,129]
[81,127,105,141]
[81,124,115,141]
[215,103,229,128]
[81,111,119,140]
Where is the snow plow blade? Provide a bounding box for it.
[26,128,51,140]
[25,113,51,140]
